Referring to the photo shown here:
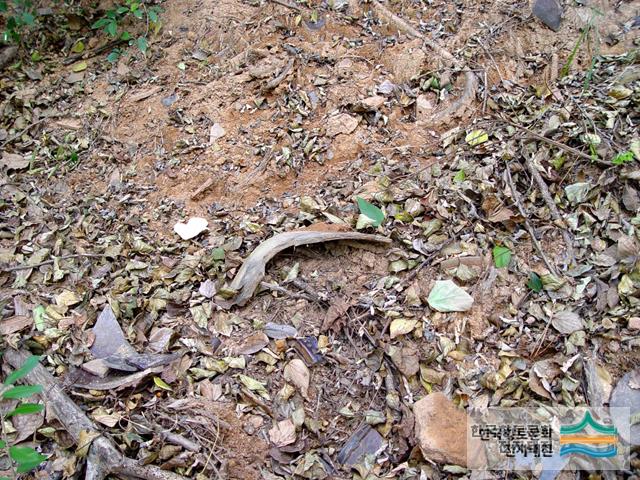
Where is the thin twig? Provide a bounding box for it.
[505,161,558,276]
[260,281,316,302]
[497,117,612,167]
[1,118,48,148]
[266,0,301,11]
[522,151,575,266]
[261,58,294,93]
[2,254,109,273]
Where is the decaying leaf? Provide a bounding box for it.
[551,310,583,334]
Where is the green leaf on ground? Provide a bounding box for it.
[7,403,44,417]
[612,151,634,165]
[2,385,43,399]
[527,272,543,293]
[453,169,465,182]
[356,196,384,227]
[136,36,148,53]
[465,129,488,146]
[493,246,512,268]
[153,376,172,391]
[4,355,40,385]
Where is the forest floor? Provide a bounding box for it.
[1,0,639,478]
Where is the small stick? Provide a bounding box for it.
[260,281,316,302]
[190,178,215,200]
[266,0,301,11]
[498,117,612,167]
[261,58,294,93]
[523,151,575,265]
[505,162,558,276]
[1,118,48,148]
[2,253,109,273]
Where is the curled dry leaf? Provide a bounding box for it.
[283,358,310,399]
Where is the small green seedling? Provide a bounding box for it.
[91,0,161,61]
[0,355,46,478]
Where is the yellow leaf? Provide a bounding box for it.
[389,318,418,339]
[71,41,85,54]
[465,129,488,147]
[72,61,87,72]
[153,376,172,391]
[76,430,100,458]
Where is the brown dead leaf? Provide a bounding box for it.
[234,332,269,355]
[283,359,310,399]
[1,152,29,170]
[0,316,33,335]
[268,419,296,447]
[321,296,353,332]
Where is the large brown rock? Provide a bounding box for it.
[413,392,470,466]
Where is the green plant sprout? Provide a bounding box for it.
[0,0,36,43]
[0,355,46,479]
[91,0,162,62]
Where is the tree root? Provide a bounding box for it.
[3,349,191,480]
[370,0,477,124]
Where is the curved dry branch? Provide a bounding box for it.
[371,0,478,124]
[225,230,392,307]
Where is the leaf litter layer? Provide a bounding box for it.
[1,0,640,478]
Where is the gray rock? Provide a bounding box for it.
[533,0,563,31]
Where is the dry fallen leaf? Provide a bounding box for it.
[389,318,418,339]
[551,310,583,334]
[268,418,296,447]
[283,358,310,399]
[1,152,29,170]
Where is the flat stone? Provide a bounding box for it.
[336,424,385,466]
[413,392,470,466]
[326,113,359,137]
[355,95,385,112]
[416,94,436,122]
[532,0,563,31]
[628,317,640,330]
